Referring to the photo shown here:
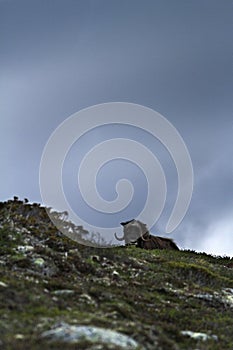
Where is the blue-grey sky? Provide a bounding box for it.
[1,0,232,256]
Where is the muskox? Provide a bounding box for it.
[115,219,179,250]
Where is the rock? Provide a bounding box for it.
[14,334,25,340]
[33,258,45,267]
[0,281,8,287]
[52,289,74,295]
[195,293,214,302]
[91,255,100,262]
[181,330,218,341]
[79,293,96,306]
[112,270,119,276]
[41,322,141,349]
[16,245,34,253]
[222,288,233,307]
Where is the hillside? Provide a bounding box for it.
[0,198,233,349]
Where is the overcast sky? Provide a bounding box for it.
[1,0,232,256]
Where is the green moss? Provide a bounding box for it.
[166,261,233,288]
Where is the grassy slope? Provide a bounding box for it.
[0,200,233,350]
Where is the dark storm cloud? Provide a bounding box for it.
[1,0,232,255]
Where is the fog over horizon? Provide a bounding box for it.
[1,1,232,256]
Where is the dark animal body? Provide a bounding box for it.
[135,232,179,250]
[115,219,179,250]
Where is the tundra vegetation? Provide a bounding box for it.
[0,198,233,349]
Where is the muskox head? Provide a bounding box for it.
[114,219,150,245]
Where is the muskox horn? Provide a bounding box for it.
[114,232,125,241]
[141,234,151,241]
[120,219,134,226]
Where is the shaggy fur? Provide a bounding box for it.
[115,219,179,250]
